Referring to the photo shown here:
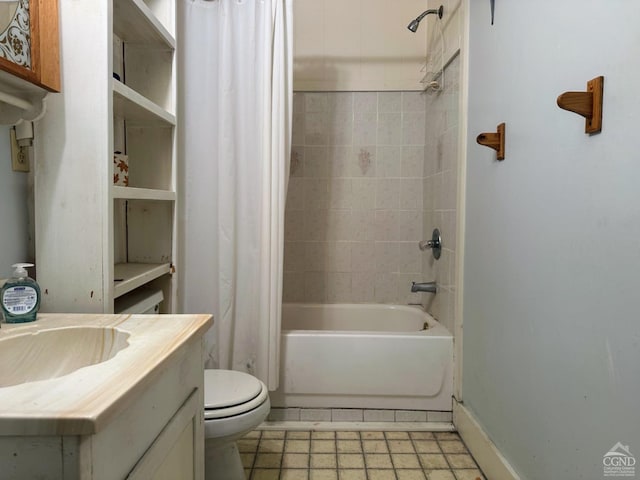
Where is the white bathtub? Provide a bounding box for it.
[270,304,453,411]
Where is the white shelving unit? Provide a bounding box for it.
[35,0,178,314]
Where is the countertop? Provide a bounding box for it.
[0,313,212,436]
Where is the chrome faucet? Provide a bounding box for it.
[411,281,437,293]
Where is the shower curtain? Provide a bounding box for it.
[178,0,293,390]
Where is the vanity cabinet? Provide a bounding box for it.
[35,0,178,313]
[0,343,203,480]
[0,313,211,479]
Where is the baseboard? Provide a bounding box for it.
[453,400,521,480]
[259,421,455,432]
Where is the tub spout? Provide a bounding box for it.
[411,281,437,293]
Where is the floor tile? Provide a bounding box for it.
[338,440,362,453]
[259,439,285,452]
[365,453,394,468]
[368,470,398,480]
[312,431,336,439]
[339,470,367,480]
[427,470,456,480]
[409,432,435,440]
[452,469,485,480]
[413,440,441,453]
[439,441,467,454]
[251,469,280,480]
[338,453,366,469]
[239,438,260,452]
[242,429,485,480]
[254,453,282,468]
[312,440,337,453]
[282,453,309,468]
[391,453,421,469]
[262,430,286,439]
[386,431,411,440]
[363,440,389,453]
[286,439,311,453]
[396,471,427,480]
[311,453,337,468]
[310,470,339,480]
[446,454,477,469]
[418,453,449,469]
[281,469,310,480]
[388,440,415,453]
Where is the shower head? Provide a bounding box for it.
[407,5,443,32]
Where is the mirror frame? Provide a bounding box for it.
[0,0,59,92]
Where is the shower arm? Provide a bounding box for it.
[415,8,439,24]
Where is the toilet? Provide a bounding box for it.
[204,369,271,480]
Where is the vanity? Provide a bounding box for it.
[0,313,212,479]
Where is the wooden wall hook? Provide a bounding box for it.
[476,122,505,160]
[556,76,604,134]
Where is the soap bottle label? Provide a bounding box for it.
[2,286,38,314]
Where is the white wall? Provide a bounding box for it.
[293,0,429,91]
[463,1,640,479]
[0,126,29,279]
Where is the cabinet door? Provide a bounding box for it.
[152,421,194,480]
[127,389,202,480]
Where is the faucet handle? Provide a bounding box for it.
[418,228,442,259]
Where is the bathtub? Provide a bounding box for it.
[270,304,453,411]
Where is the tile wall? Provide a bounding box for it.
[421,56,461,333]
[268,408,453,424]
[284,91,428,304]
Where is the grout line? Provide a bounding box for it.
[247,429,261,480]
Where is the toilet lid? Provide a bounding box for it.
[204,370,264,410]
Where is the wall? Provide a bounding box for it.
[284,91,426,304]
[420,0,464,336]
[286,0,466,312]
[463,1,640,478]
[0,125,30,279]
[293,0,428,91]
[421,54,460,334]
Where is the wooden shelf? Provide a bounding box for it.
[114,263,171,298]
[113,80,176,126]
[113,0,175,49]
[114,287,164,314]
[112,186,176,201]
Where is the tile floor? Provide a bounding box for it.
[239,430,486,480]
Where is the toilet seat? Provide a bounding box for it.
[204,370,269,420]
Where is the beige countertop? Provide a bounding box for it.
[0,313,212,436]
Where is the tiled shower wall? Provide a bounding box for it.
[421,55,461,333]
[284,92,428,304]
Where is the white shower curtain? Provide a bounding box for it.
[178,0,293,390]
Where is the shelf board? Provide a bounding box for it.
[114,263,171,298]
[113,0,175,49]
[112,186,176,201]
[113,80,176,126]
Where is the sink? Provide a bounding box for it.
[0,326,130,387]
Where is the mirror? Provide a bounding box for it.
[0,0,59,92]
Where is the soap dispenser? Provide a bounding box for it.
[1,263,41,323]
